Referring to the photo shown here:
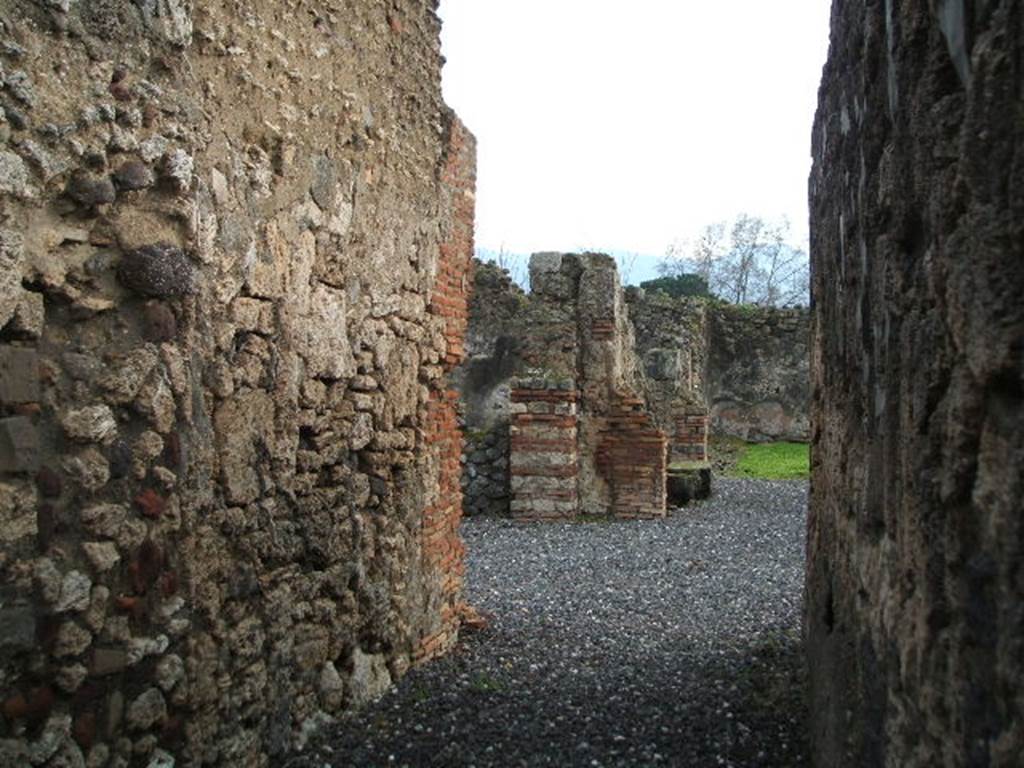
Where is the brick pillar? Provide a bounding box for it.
[509,379,580,521]
[596,394,668,519]
[672,408,709,464]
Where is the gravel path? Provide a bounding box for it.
[287,478,809,768]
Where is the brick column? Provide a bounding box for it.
[596,394,668,519]
[509,379,579,521]
[673,408,709,463]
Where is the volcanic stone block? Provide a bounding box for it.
[0,346,39,404]
[0,416,40,473]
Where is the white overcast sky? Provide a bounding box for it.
[438,1,832,265]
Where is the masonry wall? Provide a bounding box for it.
[454,262,523,517]
[628,291,809,443]
[807,2,1023,766]
[0,3,473,766]
[707,305,810,442]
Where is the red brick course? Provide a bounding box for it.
[415,114,475,664]
[597,394,668,519]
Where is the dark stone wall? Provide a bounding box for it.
[807,1,1023,766]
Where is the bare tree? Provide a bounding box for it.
[482,244,527,288]
[659,214,809,307]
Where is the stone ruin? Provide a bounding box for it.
[0,2,473,765]
[0,0,1019,766]
[457,254,813,519]
[455,252,712,521]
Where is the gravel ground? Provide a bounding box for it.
[285,478,809,768]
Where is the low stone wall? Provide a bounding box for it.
[460,425,510,517]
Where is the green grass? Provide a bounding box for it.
[731,442,809,480]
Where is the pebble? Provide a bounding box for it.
[291,478,810,767]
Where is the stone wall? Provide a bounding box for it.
[0,2,473,766]
[707,305,810,442]
[627,292,810,443]
[807,2,1023,766]
[454,262,523,517]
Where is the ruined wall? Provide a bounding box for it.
[807,2,1023,766]
[453,262,522,517]
[0,2,473,766]
[627,291,809,443]
[626,289,710,426]
[707,305,810,442]
[456,254,668,519]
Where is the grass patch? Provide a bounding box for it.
[470,673,505,693]
[731,442,809,480]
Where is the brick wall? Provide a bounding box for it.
[672,410,709,464]
[596,394,668,519]
[415,114,476,663]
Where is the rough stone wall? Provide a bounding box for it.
[627,291,810,444]
[807,2,1023,766]
[0,2,473,766]
[453,262,523,517]
[707,305,810,442]
[626,289,710,426]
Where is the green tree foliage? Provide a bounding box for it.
[639,273,710,299]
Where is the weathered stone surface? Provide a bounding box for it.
[0,416,40,473]
[706,306,809,442]
[66,172,116,208]
[807,3,1024,766]
[126,689,166,731]
[62,447,110,491]
[117,245,196,298]
[82,542,120,573]
[0,151,31,198]
[0,605,34,651]
[60,406,118,444]
[0,3,475,765]
[53,622,92,658]
[112,161,154,192]
[348,649,392,707]
[0,346,39,403]
[54,571,92,613]
[213,390,273,505]
[0,230,25,328]
[0,480,37,541]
